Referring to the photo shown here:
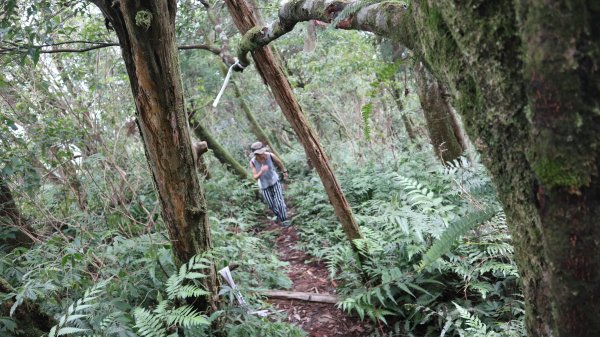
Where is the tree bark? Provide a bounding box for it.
[262,290,338,304]
[0,174,34,250]
[223,0,364,251]
[0,277,54,337]
[447,105,470,156]
[89,0,217,310]
[389,86,418,141]
[234,1,600,335]
[414,61,464,163]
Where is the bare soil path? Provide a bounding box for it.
[264,222,374,337]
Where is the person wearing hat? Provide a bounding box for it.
[249,141,290,226]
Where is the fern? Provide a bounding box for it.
[133,308,168,337]
[419,207,499,270]
[361,102,373,141]
[162,305,210,328]
[48,279,109,337]
[165,254,211,300]
[394,174,456,226]
[133,254,216,337]
[288,150,524,335]
[453,302,500,337]
[352,226,385,256]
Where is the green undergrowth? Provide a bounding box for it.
[0,168,304,337]
[287,147,525,336]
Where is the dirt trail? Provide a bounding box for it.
[265,223,374,336]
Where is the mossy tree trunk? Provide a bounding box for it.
[223,0,365,253]
[88,0,217,310]
[389,87,418,142]
[234,1,600,335]
[414,61,464,163]
[231,79,282,157]
[189,118,249,180]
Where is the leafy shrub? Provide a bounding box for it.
[288,151,525,336]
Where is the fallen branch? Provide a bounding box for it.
[262,290,338,304]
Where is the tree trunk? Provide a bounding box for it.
[414,61,464,163]
[223,0,364,250]
[389,86,418,141]
[1,277,54,337]
[189,118,249,180]
[231,80,282,157]
[408,2,600,335]
[516,2,600,335]
[234,1,600,335]
[0,174,34,250]
[89,0,217,310]
[201,0,282,159]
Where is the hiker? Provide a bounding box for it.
[249,142,290,227]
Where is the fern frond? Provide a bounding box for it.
[394,174,455,225]
[453,302,499,337]
[176,285,210,299]
[133,307,167,337]
[352,226,384,256]
[48,279,109,337]
[419,207,499,270]
[361,102,372,141]
[162,305,210,328]
[476,261,519,278]
[166,254,209,300]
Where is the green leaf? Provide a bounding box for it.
[57,327,90,335]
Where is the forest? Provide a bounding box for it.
[0,1,598,337]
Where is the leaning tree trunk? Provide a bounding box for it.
[414,61,464,164]
[223,0,364,250]
[202,0,282,158]
[231,79,282,157]
[389,87,418,142]
[231,1,600,335]
[189,118,249,180]
[89,0,217,310]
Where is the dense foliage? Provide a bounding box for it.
[289,146,524,336]
[1,1,525,336]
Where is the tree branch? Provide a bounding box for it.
[233,0,412,70]
[0,41,223,56]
